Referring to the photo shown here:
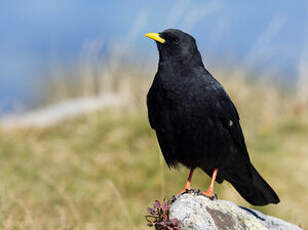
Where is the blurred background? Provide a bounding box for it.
[0,0,307,229]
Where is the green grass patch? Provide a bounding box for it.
[0,106,306,229]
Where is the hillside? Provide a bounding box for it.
[0,75,307,229]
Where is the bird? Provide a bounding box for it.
[145,29,280,206]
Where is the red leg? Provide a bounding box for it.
[179,168,194,194]
[203,168,218,198]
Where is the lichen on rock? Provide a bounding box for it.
[167,190,302,230]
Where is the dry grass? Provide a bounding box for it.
[0,71,307,229]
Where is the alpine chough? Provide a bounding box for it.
[145,29,279,206]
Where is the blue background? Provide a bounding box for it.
[0,0,306,113]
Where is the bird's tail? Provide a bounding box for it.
[225,163,280,206]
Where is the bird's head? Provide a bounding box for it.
[145,29,201,64]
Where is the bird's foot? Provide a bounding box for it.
[201,192,217,200]
[176,185,192,196]
[201,168,218,200]
[201,188,217,200]
[175,190,187,196]
[175,177,193,196]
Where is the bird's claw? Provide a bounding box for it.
[176,188,192,196]
[201,191,217,200]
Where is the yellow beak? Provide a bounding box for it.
[145,33,165,43]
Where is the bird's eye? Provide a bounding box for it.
[173,37,180,43]
[169,36,179,43]
[161,33,180,44]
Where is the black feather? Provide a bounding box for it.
[146,29,279,205]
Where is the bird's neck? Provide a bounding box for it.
[158,51,206,75]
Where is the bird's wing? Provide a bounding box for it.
[147,84,179,167]
[146,83,160,130]
[212,86,249,156]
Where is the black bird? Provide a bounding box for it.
[145,29,279,206]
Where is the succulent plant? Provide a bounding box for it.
[145,199,180,230]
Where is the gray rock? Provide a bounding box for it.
[168,192,302,230]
